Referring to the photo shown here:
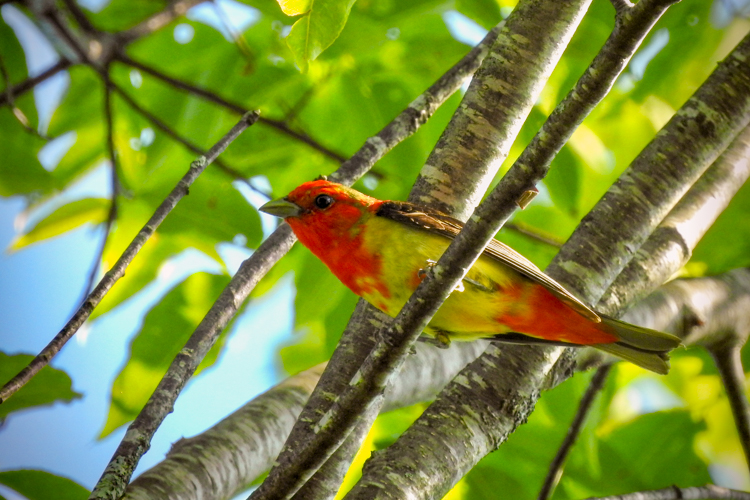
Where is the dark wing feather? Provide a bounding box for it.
[376,201,601,323]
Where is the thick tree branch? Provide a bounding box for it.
[122,342,486,500]
[123,364,326,500]
[622,268,750,476]
[548,31,750,304]
[93,23,498,499]
[0,111,260,405]
[600,124,750,312]
[254,2,593,498]
[346,8,750,498]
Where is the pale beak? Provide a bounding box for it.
[259,198,303,218]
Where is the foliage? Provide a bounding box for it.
[0,353,81,421]
[0,0,749,497]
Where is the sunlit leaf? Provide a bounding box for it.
[0,470,88,500]
[455,0,503,29]
[278,0,313,16]
[284,0,357,71]
[10,198,109,250]
[99,272,231,437]
[0,353,81,421]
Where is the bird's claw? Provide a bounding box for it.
[418,259,438,279]
[419,330,451,349]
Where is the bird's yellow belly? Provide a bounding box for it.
[358,218,528,341]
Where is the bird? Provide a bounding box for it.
[259,179,681,374]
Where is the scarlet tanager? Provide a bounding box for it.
[260,180,681,374]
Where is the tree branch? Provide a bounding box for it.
[60,0,98,36]
[599,124,750,311]
[105,78,261,194]
[584,484,750,500]
[0,111,260,405]
[548,29,750,305]
[609,0,634,17]
[621,268,750,476]
[0,58,72,107]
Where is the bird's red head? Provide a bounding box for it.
[260,180,383,255]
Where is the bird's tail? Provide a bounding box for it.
[593,316,682,375]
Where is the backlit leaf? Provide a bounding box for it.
[0,353,81,421]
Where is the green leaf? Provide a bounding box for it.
[47,66,105,189]
[0,353,81,421]
[149,168,264,258]
[278,0,313,15]
[85,0,170,32]
[90,234,183,320]
[99,272,231,437]
[560,410,711,498]
[455,0,503,30]
[0,109,53,196]
[0,470,88,500]
[462,371,604,499]
[284,0,357,71]
[10,198,109,250]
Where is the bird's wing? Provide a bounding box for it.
[376,201,601,323]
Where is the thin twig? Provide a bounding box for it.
[0,111,260,405]
[0,53,54,140]
[42,7,90,64]
[80,76,120,302]
[537,365,612,500]
[115,54,347,163]
[282,84,320,125]
[61,0,98,35]
[584,484,750,500]
[117,0,208,44]
[210,0,255,63]
[504,221,564,248]
[0,59,72,107]
[106,79,260,194]
[710,344,750,476]
[115,54,245,112]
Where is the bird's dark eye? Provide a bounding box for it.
[314,194,334,210]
